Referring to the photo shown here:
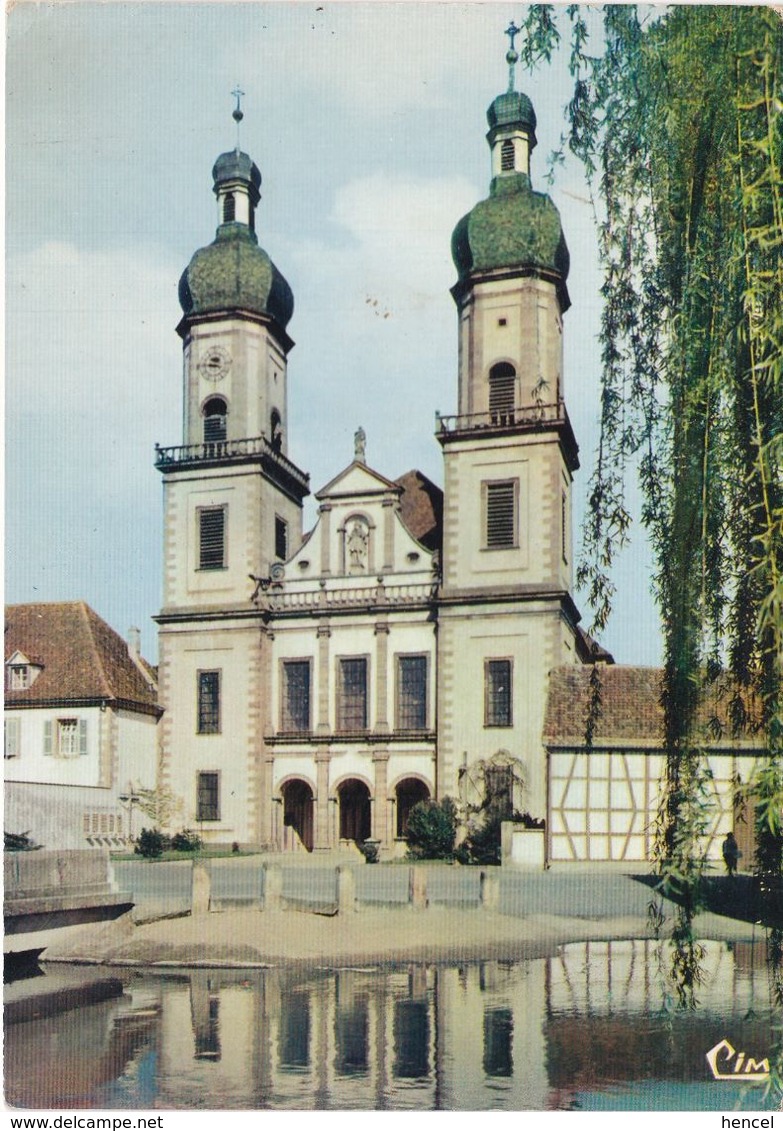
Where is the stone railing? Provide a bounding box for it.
[266,582,435,612]
[436,401,568,434]
[154,436,310,491]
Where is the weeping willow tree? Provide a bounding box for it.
[520,6,782,910]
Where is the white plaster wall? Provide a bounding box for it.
[5,780,125,849]
[4,707,103,787]
[158,622,263,841]
[114,709,158,795]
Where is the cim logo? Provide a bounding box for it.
[706,1038,770,1081]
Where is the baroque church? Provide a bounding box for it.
[153,49,758,862]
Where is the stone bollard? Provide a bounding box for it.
[263,864,283,912]
[409,865,428,910]
[191,863,211,914]
[479,869,499,911]
[336,866,356,914]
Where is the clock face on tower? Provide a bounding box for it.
[198,345,232,382]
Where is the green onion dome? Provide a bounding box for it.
[451,173,570,309]
[178,223,294,329]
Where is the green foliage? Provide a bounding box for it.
[405,798,458,860]
[170,828,203,853]
[134,827,171,859]
[522,5,782,915]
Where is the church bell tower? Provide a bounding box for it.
[437,30,581,816]
[155,93,309,844]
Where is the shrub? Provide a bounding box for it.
[134,827,170,858]
[405,797,458,860]
[170,828,203,852]
[463,814,503,865]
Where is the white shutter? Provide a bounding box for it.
[43,719,53,756]
[78,719,88,755]
[4,717,21,758]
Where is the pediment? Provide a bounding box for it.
[315,461,401,501]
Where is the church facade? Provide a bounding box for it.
[154,54,601,854]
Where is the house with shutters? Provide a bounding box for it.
[4,601,161,849]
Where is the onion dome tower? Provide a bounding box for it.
[436,28,580,821]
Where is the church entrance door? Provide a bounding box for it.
[282,779,314,852]
[395,778,430,838]
[338,779,371,843]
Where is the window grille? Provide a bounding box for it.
[197,772,220,821]
[282,660,311,732]
[337,658,368,731]
[223,193,235,222]
[397,656,427,730]
[486,482,516,548]
[199,506,226,569]
[485,660,512,726]
[197,670,221,734]
[500,139,515,171]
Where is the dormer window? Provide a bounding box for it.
[6,653,42,690]
[223,193,235,223]
[9,665,29,690]
[500,139,515,172]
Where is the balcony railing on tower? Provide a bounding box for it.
[154,435,310,492]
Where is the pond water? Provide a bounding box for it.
[5,938,780,1111]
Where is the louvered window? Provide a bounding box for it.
[489,363,516,423]
[197,670,221,734]
[203,398,227,444]
[501,139,515,171]
[197,772,220,821]
[397,655,427,730]
[223,193,235,223]
[485,660,512,727]
[337,658,368,731]
[275,516,288,561]
[281,660,311,732]
[485,481,516,548]
[199,506,226,569]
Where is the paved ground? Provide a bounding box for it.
[47,862,758,969]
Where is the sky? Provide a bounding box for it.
[5,0,663,664]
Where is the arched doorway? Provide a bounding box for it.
[338,779,371,843]
[395,778,430,839]
[281,779,314,852]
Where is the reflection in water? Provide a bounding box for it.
[4,938,781,1111]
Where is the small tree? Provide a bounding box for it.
[405,798,458,860]
[134,827,170,859]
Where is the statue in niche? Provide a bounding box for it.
[347,520,369,573]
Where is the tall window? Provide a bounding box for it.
[223,193,235,223]
[197,772,220,821]
[197,670,221,734]
[489,362,516,423]
[337,658,368,731]
[485,659,512,727]
[397,655,427,730]
[275,516,288,561]
[198,506,226,569]
[500,139,515,171]
[203,398,227,444]
[281,660,311,732]
[485,481,516,548]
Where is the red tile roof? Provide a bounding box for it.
[5,602,160,715]
[544,664,766,750]
[395,470,443,553]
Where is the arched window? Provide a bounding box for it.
[223,193,235,223]
[270,409,282,451]
[489,362,516,424]
[500,139,515,172]
[203,397,227,444]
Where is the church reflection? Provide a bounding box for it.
[4,939,779,1110]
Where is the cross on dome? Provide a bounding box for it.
[232,85,245,148]
[504,21,522,91]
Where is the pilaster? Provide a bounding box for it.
[314,749,331,851]
[374,620,390,734]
